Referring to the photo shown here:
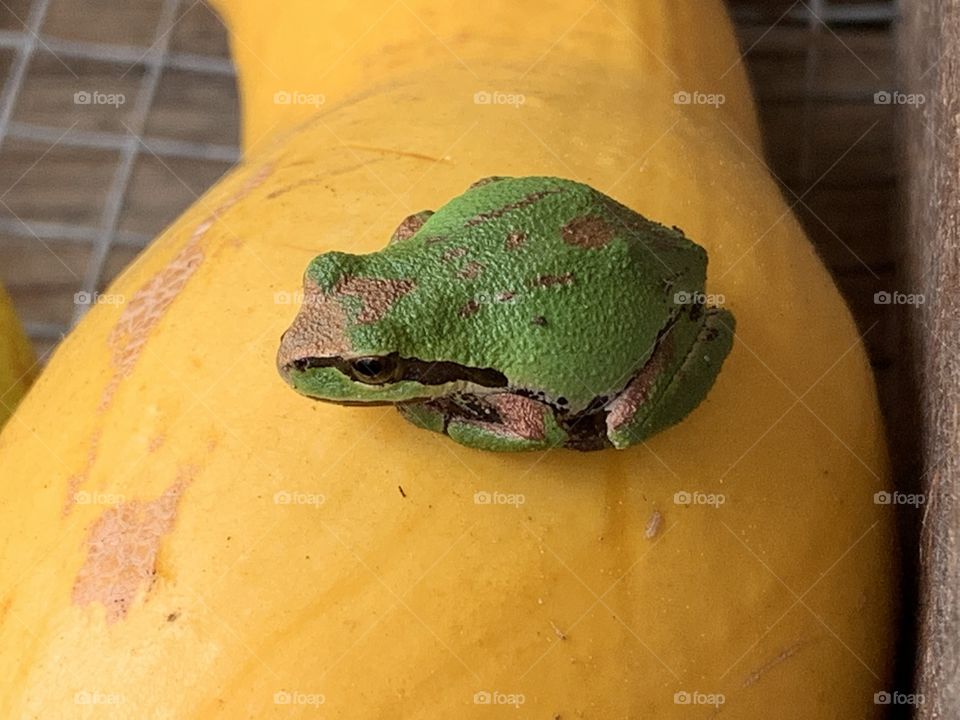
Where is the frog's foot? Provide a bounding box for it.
[399,394,568,452]
[605,307,735,450]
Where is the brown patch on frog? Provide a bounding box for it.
[606,334,674,432]
[464,189,560,227]
[469,176,507,189]
[459,300,481,318]
[334,276,415,324]
[389,211,432,244]
[531,315,548,326]
[562,215,614,249]
[277,279,351,369]
[495,291,515,302]
[505,231,527,250]
[532,272,574,288]
[488,394,548,441]
[457,261,484,280]
[72,466,196,624]
[441,247,468,262]
[424,235,449,246]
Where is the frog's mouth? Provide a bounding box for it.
[284,353,509,389]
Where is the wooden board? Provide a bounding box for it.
[900,0,960,716]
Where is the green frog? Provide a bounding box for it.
[277,176,734,451]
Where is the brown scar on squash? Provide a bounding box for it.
[66,164,275,517]
[531,272,574,288]
[334,276,415,324]
[742,641,803,687]
[72,466,197,624]
[464,189,560,227]
[62,430,102,517]
[343,143,453,164]
[100,162,274,411]
[562,215,614,249]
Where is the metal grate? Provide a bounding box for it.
[0,0,239,356]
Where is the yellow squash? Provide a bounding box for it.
[0,1,897,717]
[0,283,34,426]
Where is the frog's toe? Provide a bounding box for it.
[606,307,735,450]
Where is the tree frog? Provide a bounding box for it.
[277,176,734,452]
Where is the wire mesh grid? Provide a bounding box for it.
[0,0,898,379]
[0,0,239,357]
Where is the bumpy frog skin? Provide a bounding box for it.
[277,176,734,451]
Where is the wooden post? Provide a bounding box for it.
[900,0,960,716]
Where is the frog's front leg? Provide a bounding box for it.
[606,307,735,450]
[399,394,568,452]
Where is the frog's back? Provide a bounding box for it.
[372,176,708,408]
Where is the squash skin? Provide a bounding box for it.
[0,284,34,427]
[0,2,897,718]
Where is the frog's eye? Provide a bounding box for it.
[348,356,399,384]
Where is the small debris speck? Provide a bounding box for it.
[645,511,662,539]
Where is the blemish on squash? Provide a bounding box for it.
[63,165,273,515]
[62,430,101,517]
[71,466,196,623]
[644,510,662,539]
[100,162,274,410]
[343,143,453,164]
[742,641,803,687]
